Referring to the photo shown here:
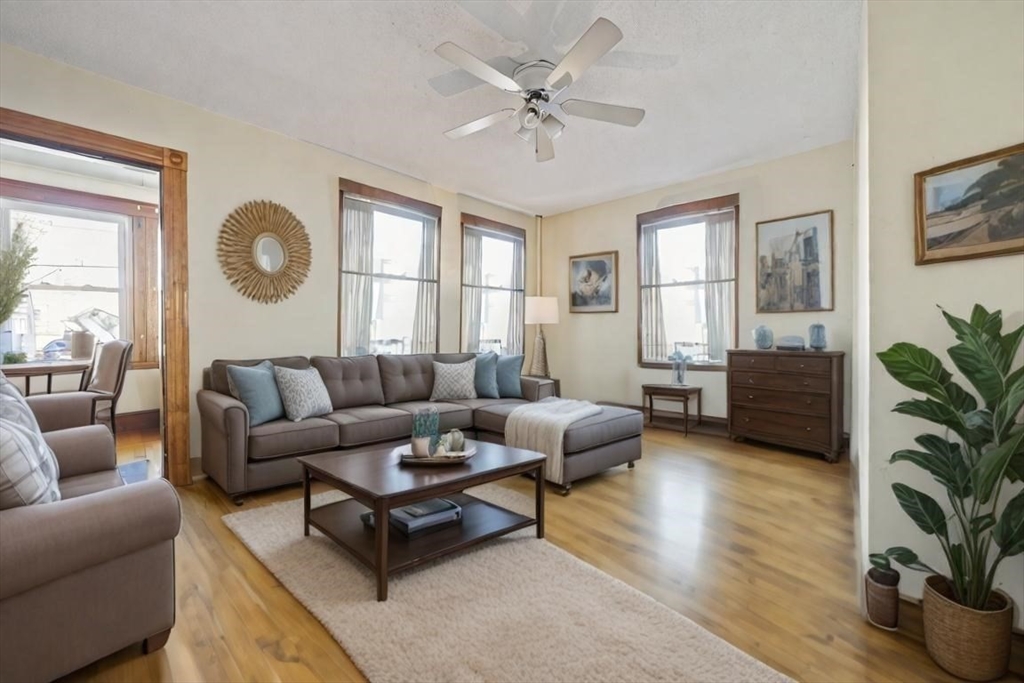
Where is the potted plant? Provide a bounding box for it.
[865,553,901,630]
[0,222,37,325]
[875,304,1022,681]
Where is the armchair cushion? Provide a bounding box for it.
[0,478,180,600]
[23,391,98,432]
[0,372,61,510]
[43,425,116,479]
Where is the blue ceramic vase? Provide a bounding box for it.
[809,324,827,351]
[753,325,774,350]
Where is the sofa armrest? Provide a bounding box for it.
[25,392,98,432]
[521,377,556,402]
[196,389,249,496]
[0,479,181,600]
[43,425,116,478]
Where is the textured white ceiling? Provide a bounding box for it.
[0,0,861,215]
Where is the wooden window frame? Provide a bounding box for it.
[0,107,191,486]
[458,213,527,354]
[636,193,740,371]
[337,178,442,355]
[0,178,160,369]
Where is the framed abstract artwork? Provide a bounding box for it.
[569,251,618,313]
[914,143,1024,265]
[756,210,834,313]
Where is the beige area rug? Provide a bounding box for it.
[223,485,792,683]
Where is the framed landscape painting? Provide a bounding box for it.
[915,143,1024,265]
[569,251,618,313]
[756,210,834,313]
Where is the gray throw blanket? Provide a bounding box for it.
[505,397,602,485]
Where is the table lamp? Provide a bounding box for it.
[525,296,559,377]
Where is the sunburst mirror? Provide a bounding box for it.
[218,200,311,303]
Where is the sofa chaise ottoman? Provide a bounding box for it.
[197,353,642,500]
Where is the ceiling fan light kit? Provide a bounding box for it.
[435,17,645,162]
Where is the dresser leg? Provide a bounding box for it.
[826,450,840,464]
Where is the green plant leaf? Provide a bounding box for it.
[883,546,937,573]
[1000,322,1024,372]
[971,513,996,535]
[949,543,968,585]
[893,483,948,537]
[942,307,1009,408]
[963,409,995,448]
[1007,447,1024,483]
[892,399,968,441]
[869,553,892,571]
[891,446,971,498]
[994,366,1024,439]
[971,426,1024,504]
[877,343,954,403]
[944,381,979,413]
[993,490,1024,557]
[969,304,1002,338]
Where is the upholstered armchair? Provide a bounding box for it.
[0,424,180,682]
[25,340,133,435]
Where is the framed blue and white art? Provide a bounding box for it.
[569,250,618,313]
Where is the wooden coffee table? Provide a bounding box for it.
[297,440,546,601]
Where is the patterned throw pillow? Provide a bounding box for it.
[273,366,333,422]
[431,359,478,401]
[0,371,61,510]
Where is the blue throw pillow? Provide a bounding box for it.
[226,361,285,426]
[474,352,500,399]
[496,354,525,398]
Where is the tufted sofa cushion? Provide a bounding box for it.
[377,353,475,404]
[208,356,309,396]
[311,355,385,408]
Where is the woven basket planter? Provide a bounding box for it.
[923,575,1013,681]
[864,571,900,630]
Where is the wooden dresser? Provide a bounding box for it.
[727,350,845,462]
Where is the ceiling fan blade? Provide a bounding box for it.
[444,109,517,139]
[546,17,623,90]
[515,126,535,143]
[541,113,564,140]
[536,124,555,163]
[561,99,645,127]
[435,42,522,93]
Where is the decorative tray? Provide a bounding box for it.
[399,446,477,466]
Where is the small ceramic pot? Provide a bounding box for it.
[411,436,431,457]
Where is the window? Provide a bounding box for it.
[0,179,160,368]
[637,194,738,367]
[460,214,526,355]
[338,180,441,356]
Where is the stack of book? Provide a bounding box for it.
[360,498,462,536]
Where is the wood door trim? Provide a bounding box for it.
[0,107,193,486]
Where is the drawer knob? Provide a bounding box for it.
[749,359,755,364]
[805,399,812,405]
[803,381,810,386]
[744,418,750,423]
[800,363,805,368]
[749,378,755,384]
[806,427,812,431]
[748,395,754,399]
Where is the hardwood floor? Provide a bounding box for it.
[64,428,1023,682]
[115,428,164,480]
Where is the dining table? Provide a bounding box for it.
[0,360,92,394]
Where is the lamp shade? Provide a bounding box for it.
[525,296,559,325]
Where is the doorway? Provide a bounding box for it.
[0,107,191,486]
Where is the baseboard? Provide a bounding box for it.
[115,408,160,432]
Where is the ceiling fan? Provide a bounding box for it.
[435,17,646,162]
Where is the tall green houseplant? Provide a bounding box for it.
[0,223,37,324]
[873,304,1024,610]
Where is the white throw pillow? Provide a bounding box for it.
[431,359,478,401]
[0,371,61,509]
[273,366,333,422]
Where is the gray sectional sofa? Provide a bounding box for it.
[197,353,642,500]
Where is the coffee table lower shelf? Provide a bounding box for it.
[308,492,534,577]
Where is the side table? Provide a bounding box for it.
[641,384,702,436]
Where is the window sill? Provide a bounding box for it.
[639,361,727,373]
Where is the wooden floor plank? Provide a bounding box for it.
[54,428,1023,683]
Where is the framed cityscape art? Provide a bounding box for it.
[755,210,834,313]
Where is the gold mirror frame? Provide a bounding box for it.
[218,200,311,303]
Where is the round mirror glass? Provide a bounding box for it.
[254,235,286,273]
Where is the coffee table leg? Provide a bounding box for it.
[535,462,545,539]
[374,498,389,601]
[303,467,310,537]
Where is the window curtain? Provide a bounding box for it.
[462,230,484,353]
[411,219,438,354]
[705,209,736,363]
[641,224,667,360]
[505,236,525,355]
[341,198,374,355]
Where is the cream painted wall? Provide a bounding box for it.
[866,1,1024,627]
[0,160,162,413]
[0,45,537,458]
[540,141,856,423]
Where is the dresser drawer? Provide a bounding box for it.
[776,355,832,376]
[730,353,775,371]
[731,387,831,415]
[731,371,832,393]
[732,406,831,445]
